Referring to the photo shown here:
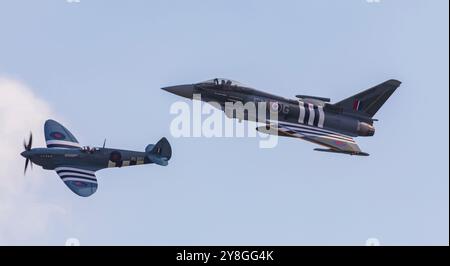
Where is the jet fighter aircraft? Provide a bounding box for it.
[21,119,172,197]
[162,78,401,156]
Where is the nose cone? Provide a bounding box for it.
[21,151,30,158]
[161,84,194,99]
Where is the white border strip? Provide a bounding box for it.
[55,167,95,175]
[284,126,355,142]
[46,140,81,148]
[58,172,96,179]
[270,120,354,138]
[61,177,97,184]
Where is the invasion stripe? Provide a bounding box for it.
[298,101,305,124]
[57,170,95,177]
[318,106,325,128]
[59,172,97,181]
[47,144,80,149]
[303,102,310,124]
[274,120,354,138]
[61,177,98,184]
[313,105,320,127]
[46,140,81,148]
[304,134,354,144]
[55,167,95,175]
[284,129,355,143]
[283,125,353,140]
[308,104,315,126]
[273,119,353,137]
[283,126,355,143]
[280,127,355,144]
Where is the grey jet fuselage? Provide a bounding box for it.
[162,78,379,138]
[162,78,401,155]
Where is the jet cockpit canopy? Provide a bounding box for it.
[200,78,246,87]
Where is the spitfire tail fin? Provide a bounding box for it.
[333,79,401,118]
[145,137,172,166]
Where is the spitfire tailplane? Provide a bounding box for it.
[145,137,172,166]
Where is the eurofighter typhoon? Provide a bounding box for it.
[162,78,401,156]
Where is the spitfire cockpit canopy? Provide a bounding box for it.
[81,146,99,153]
[200,78,246,87]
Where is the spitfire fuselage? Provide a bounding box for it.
[20,119,172,197]
[22,147,151,171]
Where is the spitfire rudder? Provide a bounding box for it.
[145,137,172,166]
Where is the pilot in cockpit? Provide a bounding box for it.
[211,78,238,87]
[81,146,95,154]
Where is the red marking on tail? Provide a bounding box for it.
[353,99,360,110]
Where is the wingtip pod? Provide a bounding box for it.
[145,137,172,166]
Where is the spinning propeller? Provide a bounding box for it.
[23,133,33,174]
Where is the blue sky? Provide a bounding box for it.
[0,0,448,245]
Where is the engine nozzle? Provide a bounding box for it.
[357,122,375,136]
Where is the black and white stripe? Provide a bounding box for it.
[298,101,325,128]
[298,103,305,124]
[47,140,81,149]
[313,105,320,126]
[317,106,325,128]
[275,120,353,138]
[271,120,356,144]
[307,103,315,126]
[55,167,97,184]
[283,126,355,143]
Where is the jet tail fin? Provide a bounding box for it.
[333,79,401,118]
[145,137,172,166]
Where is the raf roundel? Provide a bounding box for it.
[109,151,122,163]
[50,131,66,140]
[270,102,279,112]
[74,181,87,187]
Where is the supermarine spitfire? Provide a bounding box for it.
[162,78,401,156]
[21,119,172,197]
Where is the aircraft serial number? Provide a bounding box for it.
[176,249,274,263]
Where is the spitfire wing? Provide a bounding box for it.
[261,123,366,156]
[44,119,81,149]
[55,166,98,197]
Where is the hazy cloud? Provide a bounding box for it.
[0,77,67,244]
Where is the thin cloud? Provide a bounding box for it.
[0,77,67,244]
